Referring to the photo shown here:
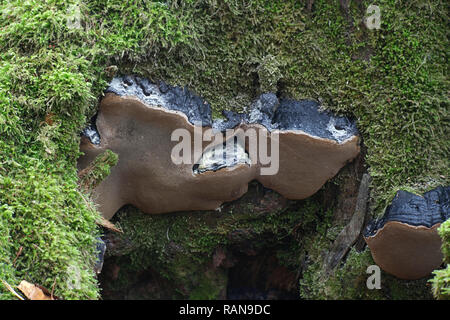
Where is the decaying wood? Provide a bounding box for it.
[324,173,371,274]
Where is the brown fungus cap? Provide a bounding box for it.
[364,222,443,280]
[364,188,449,280]
[79,94,257,219]
[78,77,360,220]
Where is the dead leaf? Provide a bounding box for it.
[17,280,55,300]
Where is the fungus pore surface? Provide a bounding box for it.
[78,76,360,220]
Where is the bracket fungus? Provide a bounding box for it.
[364,187,450,280]
[78,76,360,220]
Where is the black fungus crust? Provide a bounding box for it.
[364,186,450,237]
[82,114,101,145]
[106,75,212,126]
[84,75,358,144]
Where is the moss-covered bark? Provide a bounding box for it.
[100,164,435,300]
[0,0,448,299]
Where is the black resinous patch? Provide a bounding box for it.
[106,75,212,126]
[82,114,101,145]
[364,186,450,237]
[83,75,359,145]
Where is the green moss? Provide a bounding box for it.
[0,204,17,300]
[188,270,227,300]
[0,0,193,299]
[300,245,434,300]
[299,187,435,300]
[125,0,448,214]
[0,0,447,299]
[0,156,101,299]
[79,149,118,190]
[100,189,323,298]
[431,265,450,300]
[430,219,450,299]
[438,219,450,264]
